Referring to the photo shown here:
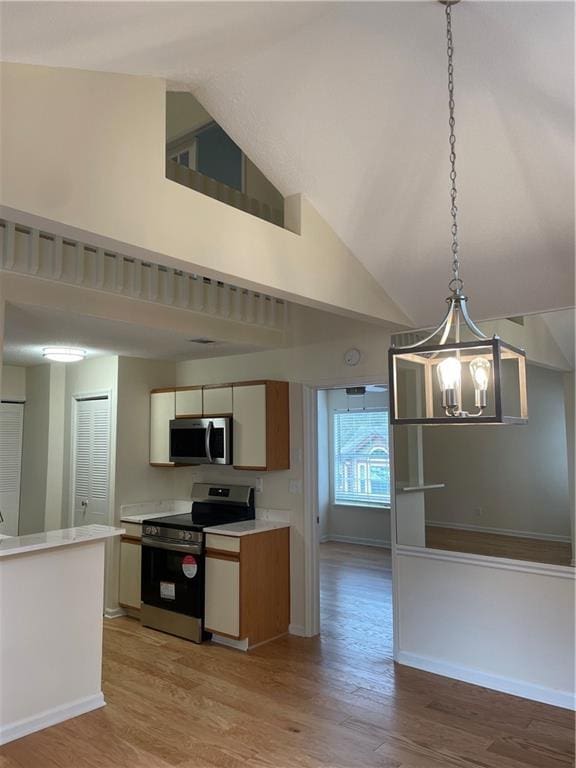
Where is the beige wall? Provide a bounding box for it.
[0,365,26,401]
[0,62,409,327]
[422,364,571,540]
[166,91,211,142]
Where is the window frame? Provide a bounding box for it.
[329,406,391,510]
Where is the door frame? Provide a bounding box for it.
[301,378,399,660]
[69,389,114,528]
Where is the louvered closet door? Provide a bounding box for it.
[0,402,24,536]
[72,397,111,526]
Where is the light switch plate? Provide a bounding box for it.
[289,479,302,495]
[255,477,263,493]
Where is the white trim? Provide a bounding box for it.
[396,544,576,579]
[323,534,391,549]
[211,634,249,652]
[396,651,575,711]
[104,606,126,619]
[288,623,308,637]
[302,385,320,637]
[0,693,105,745]
[427,520,572,544]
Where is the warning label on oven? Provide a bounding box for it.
[182,554,198,579]
[160,581,176,600]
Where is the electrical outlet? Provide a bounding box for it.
[255,477,263,494]
[474,506,483,517]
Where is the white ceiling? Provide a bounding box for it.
[3,304,266,366]
[0,1,573,327]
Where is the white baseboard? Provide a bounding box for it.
[288,623,308,637]
[396,651,575,711]
[211,634,249,652]
[0,693,105,745]
[323,534,391,549]
[104,606,126,619]
[427,520,572,544]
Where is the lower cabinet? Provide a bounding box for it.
[204,528,290,647]
[119,524,142,612]
[204,557,240,637]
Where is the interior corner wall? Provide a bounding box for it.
[422,363,571,539]
[44,363,66,531]
[114,356,189,514]
[564,371,575,561]
[19,365,51,535]
[0,365,26,401]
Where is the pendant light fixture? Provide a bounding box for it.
[388,0,528,426]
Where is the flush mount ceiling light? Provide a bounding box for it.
[42,347,86,363]
[388,0,528,426]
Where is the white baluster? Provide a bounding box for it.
[4,222,15,269]
[28,229,40,275]
[75,242,84,284]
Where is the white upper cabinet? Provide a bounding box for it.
[175,388,203,418]
[150,390,175,465]
[233,384,267,469]
[203,386,233,416]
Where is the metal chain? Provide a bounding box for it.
[445,2,461,293]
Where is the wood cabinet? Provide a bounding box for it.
[149,380,289,471]
[203,386,233,416]
[233,381,289,471]
[119,523,143,613]
[204,528,290,647]
[175,387,203,418]
[150,390,175,466]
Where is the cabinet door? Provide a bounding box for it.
[150,390,175,465]
[233,384,267,469]
[175,388,203,418]
[119,539,142,610]
[205,556,240,637]
[203,386,232,416]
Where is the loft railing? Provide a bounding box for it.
[0,220,288,332]
[166,160,284,229]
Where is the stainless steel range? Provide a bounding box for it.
[140,483,255,643]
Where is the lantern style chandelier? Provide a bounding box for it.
[389,0,528,426]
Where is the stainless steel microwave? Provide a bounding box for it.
[169,417,232,465]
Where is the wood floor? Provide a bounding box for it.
[426,526,574,567]
[1,542,573,768]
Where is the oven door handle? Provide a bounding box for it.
[142,537,203,555]
[205,420,214,464]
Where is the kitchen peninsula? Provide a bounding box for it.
[0,525,123,745]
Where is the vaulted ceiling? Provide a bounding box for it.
[0,1,573,327]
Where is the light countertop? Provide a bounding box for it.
[0,525,124,558]
[204,521,290,537]
[120,500,191,523]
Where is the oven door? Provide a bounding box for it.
[169,418,231,465]
[141,539,205,619]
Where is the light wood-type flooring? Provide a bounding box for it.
[1,542,573,767]
[426,526,573,567]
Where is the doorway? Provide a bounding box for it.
[71,394,112,527]
[314,385,393,654]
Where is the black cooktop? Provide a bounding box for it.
[146,513,201,531]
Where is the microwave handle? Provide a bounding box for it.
[205,420,214,464]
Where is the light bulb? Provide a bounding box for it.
[469,356,491,408]
[437,356,461,410]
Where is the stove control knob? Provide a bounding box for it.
[184,532,192,541]
[145,526,158,536]
[178,530,185,540]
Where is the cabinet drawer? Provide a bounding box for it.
[205,534,240,553]
[122,522,143,539]
[175,388,203,417]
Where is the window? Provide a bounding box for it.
[332,409,390,507]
